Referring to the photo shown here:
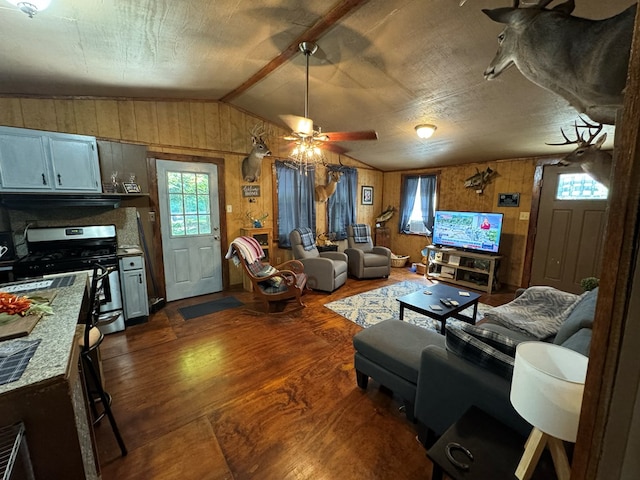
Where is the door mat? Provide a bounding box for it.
[179,296,244,320]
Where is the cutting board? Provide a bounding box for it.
[0,314,44,341]
[0,292,56,342]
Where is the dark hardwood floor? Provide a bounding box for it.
[94,268,514,480]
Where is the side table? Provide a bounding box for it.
[427,406,557,480]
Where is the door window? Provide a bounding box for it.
[556,173,608,200]
[167,171,212,236]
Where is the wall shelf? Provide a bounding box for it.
[0,192,149,209]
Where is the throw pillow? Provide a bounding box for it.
[445,325,515,380]
[255,264,284,289]
[554,287,598,346]
[482,286,579,339]
[459,323,520,356]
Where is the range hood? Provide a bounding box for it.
[0,193,147,209]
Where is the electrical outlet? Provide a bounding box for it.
[276,257,282,264]
[226,205,232,213]
[519,212,530,221]
[148,211,156,222]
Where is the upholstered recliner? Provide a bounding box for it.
[345,224,391,279]
[289,228,348,292]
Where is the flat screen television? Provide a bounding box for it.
[432,210,504,254]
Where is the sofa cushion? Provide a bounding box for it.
[477,322,537,343]
[554,287,598,346]
[445,325,514,380]
[459,323,522,356]
[482,286,579,339]
[559,328,592,356]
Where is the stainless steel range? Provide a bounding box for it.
[13,225,125,334]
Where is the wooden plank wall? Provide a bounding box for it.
[0,97,382,287]
[0,96,538,288]
[383,158,537,288]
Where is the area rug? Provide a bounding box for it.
[179,296,244,320]
[324,281,493,332]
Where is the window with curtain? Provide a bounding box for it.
[327,165,357,240]
[398,174,437,235]
[275,160,316,248]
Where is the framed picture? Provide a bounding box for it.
[122,182,141,194]
[361,186,374,205]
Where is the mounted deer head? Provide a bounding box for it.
[315,169,343,202]
[242,124,271,183]
[547,118,612,188]
[480,0,635,125]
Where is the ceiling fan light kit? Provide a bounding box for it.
[280,41,378,170]
[415,124,437,139]
[7,0,51,17]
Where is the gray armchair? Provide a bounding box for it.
[345,224,391,279]
[289,229,348,292]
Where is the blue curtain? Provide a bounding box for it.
[328,165,357,240]
[275,161,316,248]
[420,175,437,234]
[399,175,420,233]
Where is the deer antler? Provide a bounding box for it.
[249,123,266,139]
[547,117,603,147]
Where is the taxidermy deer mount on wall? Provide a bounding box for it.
[478,0,636,125]
[547,119,612,188]
[315,170,343,202]
[242,124,271,183]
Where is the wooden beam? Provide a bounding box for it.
[219,0,371,103]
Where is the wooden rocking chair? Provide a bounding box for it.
[227,236,307,314]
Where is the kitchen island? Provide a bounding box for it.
[0,272,99,479]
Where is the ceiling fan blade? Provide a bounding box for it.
[321,130,378,142]
[319,142,349,155]
[279,114,314,136]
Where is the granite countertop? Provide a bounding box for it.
[0,272,88,395]
[117,245,143,257]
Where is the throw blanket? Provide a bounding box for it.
[295,227,316,251]
[483,286,580,339]
[352,224,370,243]
[225,236,265,265]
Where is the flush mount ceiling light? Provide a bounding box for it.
[415,124,437,139]
[7,0,51,18]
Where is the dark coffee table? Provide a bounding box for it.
[396,283,481,334]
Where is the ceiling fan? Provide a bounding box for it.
[280,41,378,158]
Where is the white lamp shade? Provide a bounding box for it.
[510,342,588,442]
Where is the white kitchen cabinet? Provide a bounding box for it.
[0,126,102,193]
[119,254,149,324]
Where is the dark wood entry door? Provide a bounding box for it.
[530,165,608,294]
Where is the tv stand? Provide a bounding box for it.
[425,245,502,294]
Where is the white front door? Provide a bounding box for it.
[157,159,222,301]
